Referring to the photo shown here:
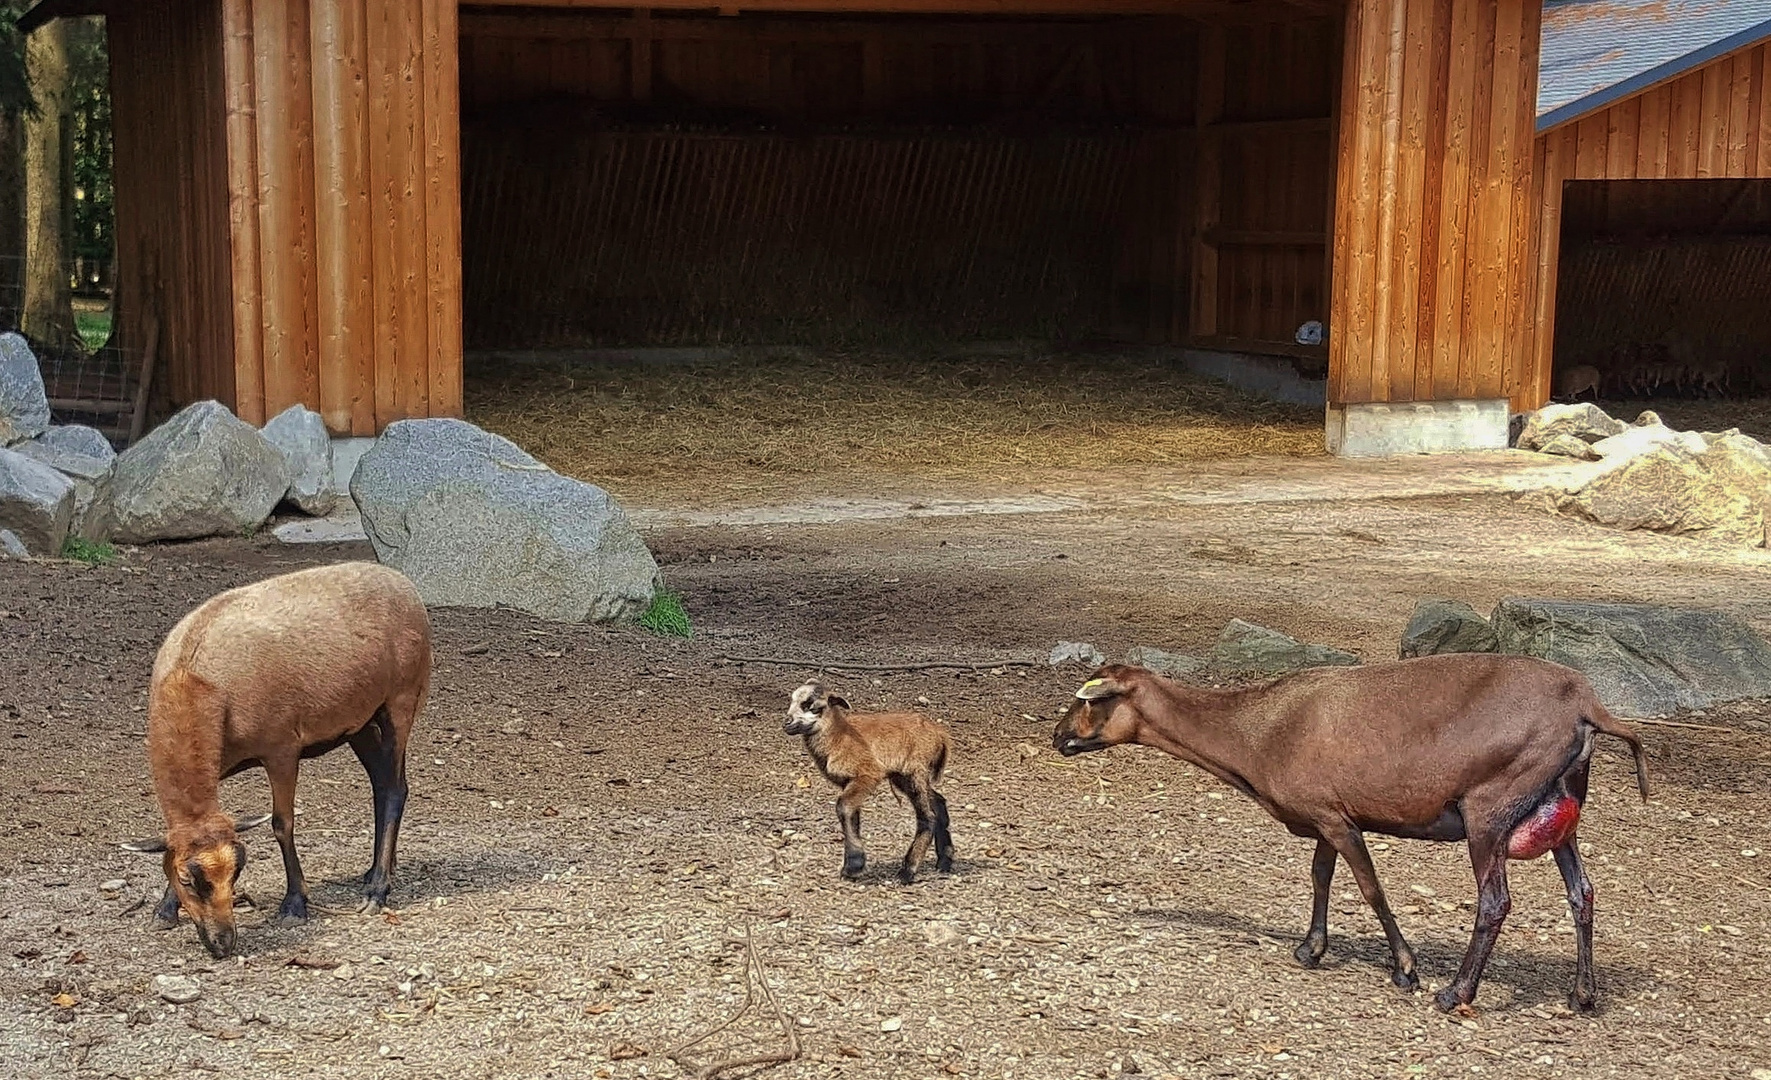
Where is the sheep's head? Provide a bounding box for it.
[124,813,268,958]
[1052,668,1141,756]
[785,681,849,736]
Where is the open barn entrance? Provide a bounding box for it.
[456,7,1337,496]
[1553,179,1771,433]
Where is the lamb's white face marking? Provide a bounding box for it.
[784,682,826,735]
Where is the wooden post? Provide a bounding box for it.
[422,0,464,420]
[312,0,375,435]
[221,0,265,426]
[128,305,160,446]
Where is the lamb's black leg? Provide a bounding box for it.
[266,757,308,926]
[1295,838,1337,969]
[350,707,408,912]
[890,775,938,885]
[151,884,180,930]
[1553,837,1597,1011]
[930,791,954,873]
[835,778,876,879]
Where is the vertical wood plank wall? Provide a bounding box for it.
[107,0,237,410]
[1526,43,1771,410]
[1327,0,1543,409]
[218,0,461,434]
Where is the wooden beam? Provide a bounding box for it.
[463,0,1315,16]
[1189,26,1225,339]
[220,0,265,426]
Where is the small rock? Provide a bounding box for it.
[1016,742,1041,761]
[35,424,115,462]
[0,528,26,559]
[921,921,960,947]
[879,1016,903,1032]
[501,718,529,736]
[1634,410,1662,428]
[154,974,201,1005]
[99,879,126,893]
[13,438,117,542]
[1399,599,1498,659]
[331,963,354,980]
[1537,433,1598,460]
[0,333,50,445]
[261,405,339,516]
[1049,641,1104,667]
[1211,619,1357,675]
[1123,646,1204,678]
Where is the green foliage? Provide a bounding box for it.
[639,590,693,639]
[61,537,116,564]
[75,307,108,350]
[66,18,110,265]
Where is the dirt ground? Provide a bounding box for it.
[4,461,1771,1080]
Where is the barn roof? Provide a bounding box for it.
[1538,0,1771,131]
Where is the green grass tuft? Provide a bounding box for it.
[75,310,112,353]
[61,537,117,565]
[639,590,692,639]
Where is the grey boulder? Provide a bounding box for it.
[1554,429,1771,546]
[351,418,660,622]
[1049,641,1105,668]
[35,424,115,461]
[1491,598,1771,717]
[0,332,50,445]
[1123,646,1204,678]
[1516,402,1625,452]
[110,401,291,543]
[1399,598,1499,659]
[0,528,27,558]
[0,447,75,555]
[1212,619,1358,675]
[12,437,116,542]
[261,404,339,516]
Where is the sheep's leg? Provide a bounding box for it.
[890,775,938,885]
[151,884,181,930]
[930,790,955,873]
[1435,840,1512,1012]
[266,758,309,926]
[1326,826,1417,990]
[350,704,410,913]
[836,778,877,879]
[1295,838,1337,969]
[1553,838,1597,1011]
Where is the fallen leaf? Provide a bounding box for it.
[795,776,810,789]
[285,955,342,971]
[33,784,81,795]
[541,806,559,817]
[68,951,87,964]
[837,1044,862,1058]
[609,1041,647,1061]
[50,993,77,1008]
[583,1001,614,1016]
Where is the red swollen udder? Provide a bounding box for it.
[1505,795,1582,860]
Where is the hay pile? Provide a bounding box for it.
[466,348,1324,498]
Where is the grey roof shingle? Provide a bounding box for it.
[1539,0,1771,131]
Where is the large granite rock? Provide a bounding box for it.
[1516,403,1625,452]
[0,447,75,555]
[351,419,660,622]
[1124,646,1204,678]
[12,437,115,542]
[1553,429,1771,546]
[0,528,27,559]
[261,404,339,516]
[1399,598,1499,659]
[0,333,50,446]
[1491,598,1771,717]
[110,401,290,543]
[1212,619,1358,675]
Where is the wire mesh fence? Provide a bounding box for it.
[0,253,146,445]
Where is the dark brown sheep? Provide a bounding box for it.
[1049,655,1649,1012]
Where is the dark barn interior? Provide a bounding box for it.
[1554,179,1771,400]
[456,8,1337,357]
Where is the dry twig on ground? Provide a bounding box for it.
[667,921,803,1080]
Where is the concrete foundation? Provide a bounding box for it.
[1326,399,1510,457]
[331,437,376,492]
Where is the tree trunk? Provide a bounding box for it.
[0,106,22,330]
[22,18,75,351]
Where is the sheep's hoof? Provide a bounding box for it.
[356,898,384,917]
[150,914,180,932]
[841,856,866,880]
[1569,989,1597,1014]
[896,867,918,886]
[1392,967,1420,992]
[1293,941,1325,969]
[935,858,954,874]
[276,895,309,927]
[1432,987,1466,1012]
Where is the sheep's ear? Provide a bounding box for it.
[121,836,167,854]
[234,812,272,833]
[827,694,850,710]
[1075,677,1129,702]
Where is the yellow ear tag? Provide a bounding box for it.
[1075,678,1105,699]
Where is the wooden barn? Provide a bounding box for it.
[17,0,1771,455]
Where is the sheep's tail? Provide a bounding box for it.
[1585,705,1651,802]
[930,740,949,785]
